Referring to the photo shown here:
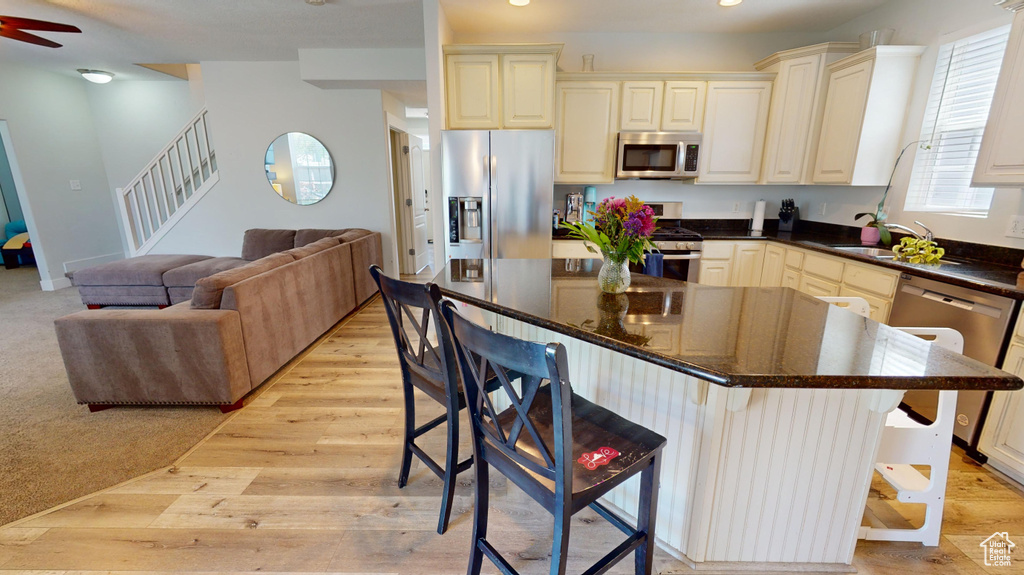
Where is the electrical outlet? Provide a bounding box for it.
[1006,216,1024,238]
[69,180,81,191]
[733,202,740,213]
[820,203,827,216]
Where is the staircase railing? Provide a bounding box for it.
[118,108,219,256]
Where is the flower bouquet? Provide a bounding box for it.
[561,195,658,293]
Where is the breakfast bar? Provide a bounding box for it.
[435,258,1023,572]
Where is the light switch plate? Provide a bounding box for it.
[69,180,82,191]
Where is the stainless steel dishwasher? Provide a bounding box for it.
[888,273,1018,457]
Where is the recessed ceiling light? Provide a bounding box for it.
[509,0,530,6]
[306,0,325,5]
[77,69,114,84]
[719,0,742,6]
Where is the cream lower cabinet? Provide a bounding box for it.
[973,10,1024,187]
[760,244,786,287]
[551,240,601,259]
[698,241,763,287]
[555,81,620,184]
[707,241,898,323]
[980,310,1024,484]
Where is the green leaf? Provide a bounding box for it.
[879,226,892,245]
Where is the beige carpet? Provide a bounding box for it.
[0,267,229,526]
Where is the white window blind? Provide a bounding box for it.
[904,25,1011,217]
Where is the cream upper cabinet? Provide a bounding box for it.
[502,53,557,129]
[812,46,925,185]
[974,10,1024,186]
[761,54,824,184]
[555,81,620,184]
[661,81,706,131]
[444,44,562,130]
[756,43,859,184]
[620,81,664,131]
[446,54,501,130]
[698,81,773,183]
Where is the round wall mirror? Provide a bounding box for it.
[264,132,335,205]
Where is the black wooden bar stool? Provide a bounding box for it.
[442,302,668,575]
[371,265,475,534]
[370,266,511,534]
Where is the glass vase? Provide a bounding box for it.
[598,254,631,294]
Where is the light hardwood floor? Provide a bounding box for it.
[1,299,1022,574]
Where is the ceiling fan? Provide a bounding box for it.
[0,15,80,48]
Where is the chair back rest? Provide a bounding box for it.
[442,301,571,483]
[817,296,871,318]
[370,265,456,400]
[895,327,964,354]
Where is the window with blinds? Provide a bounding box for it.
[904,25,1011,217]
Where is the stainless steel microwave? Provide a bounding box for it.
[616,132,702,179]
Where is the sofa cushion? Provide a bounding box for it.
[78,285,170,307]
[294,229,351,247]
[241,229,297,261]
[283,237,342,260]
[191,252,295,309]
[168,287,196,305]
[163,257,249,288]
[73,254,212,287]
[338,229,373,244]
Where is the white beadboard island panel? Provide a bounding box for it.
[493,313,898,572]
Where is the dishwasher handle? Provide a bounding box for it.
[900,284,1004,318]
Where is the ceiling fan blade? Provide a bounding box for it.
[0,16,80,33]
[0,27,62,48]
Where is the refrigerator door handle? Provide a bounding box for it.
[489,154,498,258]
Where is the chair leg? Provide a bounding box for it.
[636,454,662,575]
[437,409,459,535]
[398,381,416,488]
[551,500,571,575]
[467,456,489,575]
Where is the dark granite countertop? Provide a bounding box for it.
[435,258,1022,391]
[554,220,1024,299]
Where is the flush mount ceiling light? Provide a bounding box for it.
[77,69,114,84]
[306,0,325,5]
[509,0,530,6]
[719,0,743,5]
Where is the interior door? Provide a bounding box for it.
[407,135,429,273]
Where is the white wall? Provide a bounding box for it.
[86,79,198,255]
[798,0,1019,247]
[148,61,400,276]
[87,80,198,193]
[0,62,123,288]
[424,0,454,266]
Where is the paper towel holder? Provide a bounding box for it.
[750,199,767,233]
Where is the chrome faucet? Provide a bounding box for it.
[883,221,933,242]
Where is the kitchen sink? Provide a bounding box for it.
[834,246,892,257]
[832,246,962,265]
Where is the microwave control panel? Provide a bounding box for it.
[448,197,460,244]
[684,144,700,173]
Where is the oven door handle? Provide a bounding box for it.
[661,254,702,260]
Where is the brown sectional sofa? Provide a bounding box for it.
[55,229,383,411]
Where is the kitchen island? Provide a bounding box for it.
[434,258,1022,572]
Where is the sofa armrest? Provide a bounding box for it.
[54,308,251,405]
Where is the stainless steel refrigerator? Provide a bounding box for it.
[442,130,554,261]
